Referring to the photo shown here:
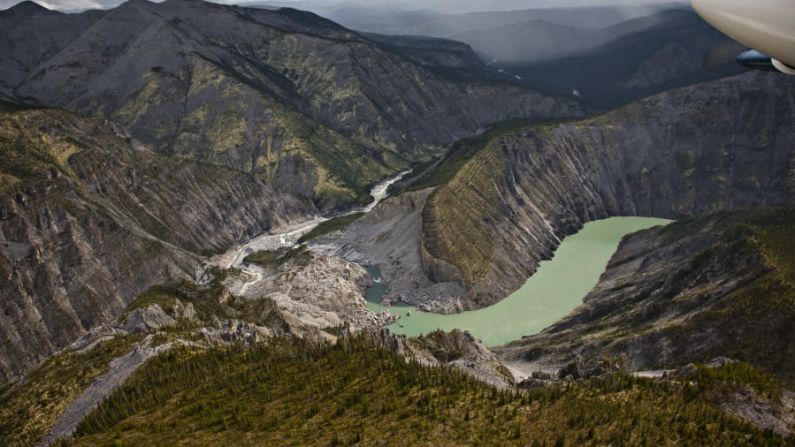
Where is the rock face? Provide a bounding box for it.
[367,328,515,389]
[121,305,178,334]
[496,209,795,385]
[0,106,312,383]
[311,189,468,313]
[420,72,795,310]
[718,387,795,437]
[0,0,579,209]
[238,249,388,333]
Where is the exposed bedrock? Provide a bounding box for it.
[0,107,312,383]
[420,72,795,310]
[496,208,795,386]
[311,189,468,313]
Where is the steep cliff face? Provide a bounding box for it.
[1,0,579,209]
[421,73,795,309]
[496,209,795,386]
[0,104,312,382]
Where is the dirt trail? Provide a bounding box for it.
[39,339,174,446]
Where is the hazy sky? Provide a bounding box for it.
[1,0,686,13]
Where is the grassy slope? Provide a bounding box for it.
[62,337,786,446]
[0,337,141,446]
[406,118,567,193]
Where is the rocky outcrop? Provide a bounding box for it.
[1,0,580,209]
[0,107,312,383]
[669,358,795,437]
[367,328,515,389]
[311,189,468,313]
[719,388,795,437]
[236,249,391,333]
[420,72,795,310]
[496,208,795,386]
[121,305,178,334]
[199,320,274,346]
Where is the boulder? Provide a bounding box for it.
[122,305,177,334]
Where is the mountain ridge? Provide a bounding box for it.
[2,0,579,209]
[416,72,795,310]
[0,104,313,382]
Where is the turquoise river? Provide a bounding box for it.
[366,216,672,347]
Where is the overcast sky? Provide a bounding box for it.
[0,0,687,13]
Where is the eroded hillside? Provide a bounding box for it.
[1,0,579,208]
[498,208,795,386]
[0,103,311,382]
[420,72,795,309]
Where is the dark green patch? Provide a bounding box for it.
[297,213,364,243]
[67,336,786,446]
[243,246,307,268]
[693,362,783,401]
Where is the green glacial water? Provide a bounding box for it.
[366,216,671,347]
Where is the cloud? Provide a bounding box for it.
[0,0,120,10]
[0,0,686,13]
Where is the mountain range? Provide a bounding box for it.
[2,0,577,209]
[503,8,745,108]
[1,0,795,445]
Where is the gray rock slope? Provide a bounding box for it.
[0,0,581,383]
[0,105,311,383]
[497,208,795,387]
[420,72,795,309]
[1,0,580,209]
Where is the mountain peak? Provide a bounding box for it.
[0,1,61,18]
[160,0,206,6]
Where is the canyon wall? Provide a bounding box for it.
[0,106,311,382]
[421,72,795,308]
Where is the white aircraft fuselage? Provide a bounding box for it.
[691,0,795,74]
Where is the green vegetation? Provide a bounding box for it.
[406,118,572,193]
[0,337,141,446]
[692,361,783,402]
[410,118,575,301]
[421,144,504,301]
[0,137,60,182]
[122,269,291,331]
[298,213,364,243]
[61,336,786,446]
[243,246,307,268]
[125,281,241,325]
